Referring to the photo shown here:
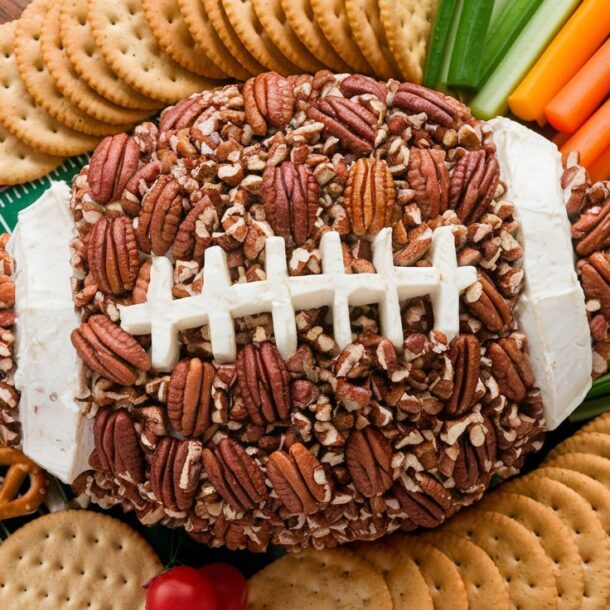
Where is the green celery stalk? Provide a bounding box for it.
[570,395,610,423]
[470,0,580,119]
[489,0,511,28]
[447,0,494,88]
[587,372,610,400]
[478,0,544,87]
[423,0,459,88]
[435,0,464,91]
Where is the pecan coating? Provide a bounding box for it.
[167,358,214,437]
[453,417,497,491]
[488,335,535,404]
[71,314,151,385]
[344,158,396,236]
[392,83,459,127]
[447,335,481,417]
[392,473,453,528]
[172,197,216,263]
[87,215,140,295]
[261,161,319,245]
[236,342,292,425]
[88,134,139,204]
[340,74,387,100]
[581,252,610,318]
[345,426,393,497]
[407,148,449,220]
[244,72,294,136]
[572,199,610,256]
[465,272,512,332]
[120,161,161,218]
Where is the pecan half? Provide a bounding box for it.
[446,335,480,417]
[345,426,393,497]
[88,134,139,204]
[488,335,535,403]
[392,473,453,528]
[243,72,294,136]
[172,197,217,263]
[464,272,512,332]
[344,158,395,236]
[136,175,183,256]
[573,199,610,256]
[151,437,202,512]
[202,438,266,513]
[236,342,292,425]
[407,148,449,219]
[340,74,387,100]
[392,83,459,127]
[71,314,151,385]
[132,258,152,304]
[87,215,140,295]
[167,358,214,437]
[90,409,144,484]
[449,150,499,224]
[581,253,610,318]
[261,161,319,245]
[453,416,496,491]
[267,442,331,515]
[306,96,376,154]
[120,160,161,218]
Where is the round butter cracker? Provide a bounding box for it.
[0,510,162,610]
[545,452,610,489]
[579,412,610,435]
[546,432,610,462]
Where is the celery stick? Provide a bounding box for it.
[587,372,610,399]
[478,0,544,87]
[423,0,459,88]
[470,0,580,119]
[489,0,511,28]
[435,0,464,91]
[570,395,610,423]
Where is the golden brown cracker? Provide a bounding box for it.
[0,510,162,610]
[481,492,584,610]
[354,541,434,610]
[177,0,251,79]
[15,0,124,136]
[379,0,438,83]
[445,510,558,610]
[311,0,373,73]
[424,531,510,610]
[251,0,325,73]
[60,0,160,110]
[389,536,468,610]
[546,432,610,462]
[580,412,610,435]
[345,0,400,79]
[504,476,610,610]
[248,548,392,610]
[222,0,301,75]
[545,452,610,489]
[280,0,351,72]
[0,21,99,156]
[41,2,150,126]
[141,0,228,78]
[203,0,266,76]
[88,0,217,104]
[532,467,610,534]
[0,123,64,185]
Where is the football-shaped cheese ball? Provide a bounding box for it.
[7,72,609,552]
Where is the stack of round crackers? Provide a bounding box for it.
[0,0,438,185]
[249,412,610,610]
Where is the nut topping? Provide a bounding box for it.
[581,252,610,318]
[71,314,151,385]
[573,199,610,256]
[392,83,460,127]
[87,215,140,295]
[244,72,294,136]
[464,272,512,332]
[345,426,393,497]
[488,335,535,403]
[447,335,481,417]
[407,148,449,220]
[392,473,453,528]
[344,158,396,236]
[340,74,387,100]
[453,416,496,491]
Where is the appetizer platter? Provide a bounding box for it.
[0,0,609,608]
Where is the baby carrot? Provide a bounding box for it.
[560,98,610,169]
[508,0,610,125]
[589,146,610,184]
[546,38,610,133]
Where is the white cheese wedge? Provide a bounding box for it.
[8,181,93,483]
[489,117,592,430]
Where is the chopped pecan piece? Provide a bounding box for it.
[267,442,330,515]
[572,199,610,257]
[581,253,610,318]
[172,197,216,263]
[447,335,480,417]
[340,74,387,100]
[306,96,376,154]
[167,358,214,437]
[236,342,292,425]
[464,272,512,332]
[488,335,535,403]
[202,438,266,513]
[87,215,140,295]
[136,175,183,256]
[261,161,319,245]
[120,161,161,218]
[88,134,139,204]
[90,409,145,484]
[453,416,497,491]
[449,150,500,224]
[407,148,449,219]
[71,314,151,385]
[392,83,459,127]
[392,473,453,528]
[344,158,396,236]
[345,426,393,497]
[243,72,294,136]
[151,437,202,512]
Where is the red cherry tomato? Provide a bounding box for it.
[146,566,218,610]
[199,563,247,610]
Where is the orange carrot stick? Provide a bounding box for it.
[508,0,610,125]
[546,38,610,133]
[560,98,610,168]
[589,145,610,183]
